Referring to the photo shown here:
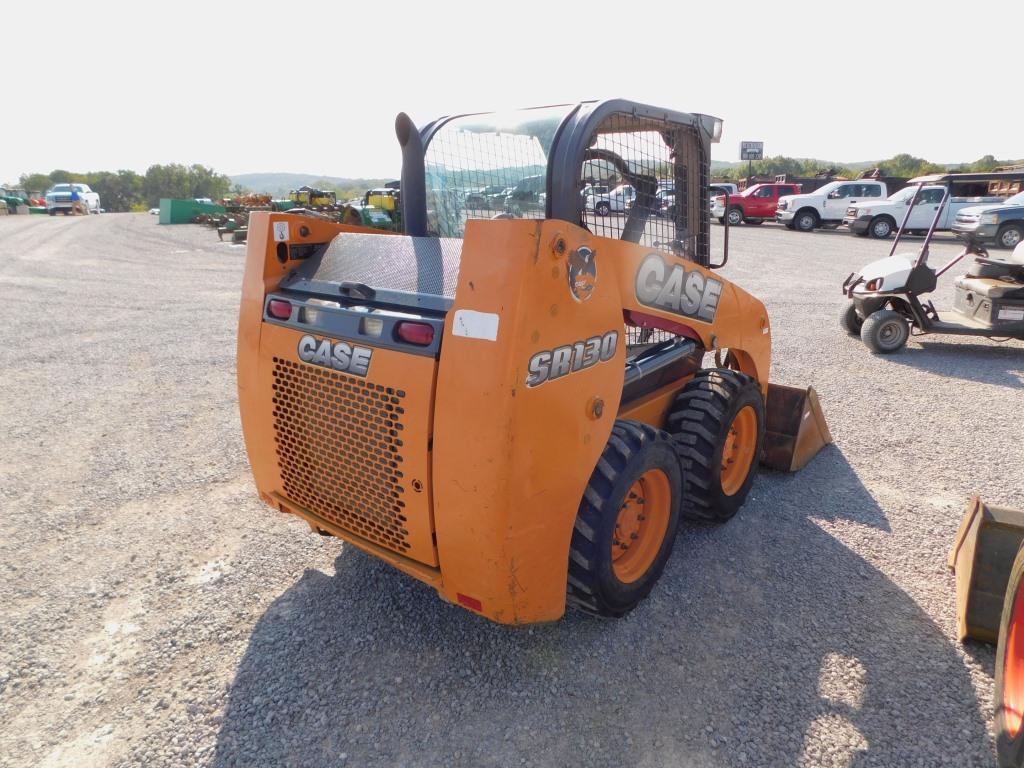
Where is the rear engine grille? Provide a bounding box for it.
[271,357,410,553]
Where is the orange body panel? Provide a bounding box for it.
[237,212,772,624]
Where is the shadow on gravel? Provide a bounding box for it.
[885,340,1024,390]
[213,448,990,767]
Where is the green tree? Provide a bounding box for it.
[18,173,55,195]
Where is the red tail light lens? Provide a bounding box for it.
[396,321,435,346]
[268,299,292,319]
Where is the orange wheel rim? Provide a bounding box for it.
[720,405,757,496]
[611,469,671,584]
[1004,581,1024,737]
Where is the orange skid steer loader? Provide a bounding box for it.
[237,100,830,624]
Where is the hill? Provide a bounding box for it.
[230,173,397,197]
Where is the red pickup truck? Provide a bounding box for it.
[711,182,802,226]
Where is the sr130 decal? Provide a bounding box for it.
[526,331,618,388]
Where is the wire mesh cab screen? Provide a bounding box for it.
[580,113,708,261]
[423,106,573,237]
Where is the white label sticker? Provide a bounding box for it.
[273,222,290,242]
[998,308,1024,321]
[452,310,499,341]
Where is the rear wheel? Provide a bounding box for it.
[997,223,1023,250]
[666,369,765,523]
[860,309,909,353]
[566,421,682,617]
[839,302,863,336]
[595,201,611,216]
[997,545,1024,766]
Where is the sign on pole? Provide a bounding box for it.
[740,141,764,161]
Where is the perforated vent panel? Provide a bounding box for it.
[271,357,412,553]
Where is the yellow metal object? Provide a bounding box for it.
[761,384,831,472]
[611,470,672,584]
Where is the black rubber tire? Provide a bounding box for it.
[566,420,682,618]
[595,201,611,216]
[995,544,1024,767]
[726,207,744,226]
[839,302,863,336]
[996,223,1024,250]
[48,209,56,216]
[860,309,910,354]
[717,217,726,226]
[744,218,763,225]
[783,221,795,230]
[868,216,895,239]
[665,369,765,523]
[794,209,819,232]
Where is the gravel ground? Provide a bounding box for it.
[1,212,1021,767]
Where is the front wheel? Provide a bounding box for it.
[726,207,744,226]
[595,201,611,216]
[839,302,863,336]
[566,421,682,617]
[869,216,895,239]
[794,210,818,232]
[860,309,910,354]
[997,223,1024,250]
[666,369,765,523]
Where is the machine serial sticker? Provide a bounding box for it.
[273,222,290,242]
[452,310,500,341]
[297,334,372,377]
[998,308,1024,321]
[526,330,618,388]
[635,253,723,323]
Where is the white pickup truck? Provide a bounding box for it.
[45,183,101,215]
[843,185,1006,239]
[776,179,887,232]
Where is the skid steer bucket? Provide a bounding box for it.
[760,384,832,472]
[949,496,1024,643]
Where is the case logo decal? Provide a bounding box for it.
[526,330,618,388]
[298,334,372,377]
[568,246,597,302]
[635,253,723,322]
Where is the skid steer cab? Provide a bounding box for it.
[237,100,830,624]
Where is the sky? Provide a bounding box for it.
[3,0,1021,185]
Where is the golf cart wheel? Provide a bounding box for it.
[595,201,611,216]
[860,309,910,354]
[566,420,681,617]
[726,207,744,226]
[794,210,818,232]
[839,302,863,336]
[996,544,1024,767]
[869,216,895,239]
[666,369,765,523]
[997,223,1023,250]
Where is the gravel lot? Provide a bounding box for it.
[1,212,1021,767]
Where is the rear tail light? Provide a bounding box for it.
[268,299,292,319]
[395,321,435,346]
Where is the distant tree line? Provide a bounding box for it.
[714,154,1021,181]
[17,164,232,212]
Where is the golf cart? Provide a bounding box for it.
[840,172,1024,354]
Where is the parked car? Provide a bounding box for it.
[776,180,887,231]
[952,190,1024,249]
[504,175,546,216]
[844,185,1004,239]
[45,183,100,215]
[464,185,507,209]
[711,182,802,226]
[585,184,635,216]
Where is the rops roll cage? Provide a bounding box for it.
[395,100,724,269]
